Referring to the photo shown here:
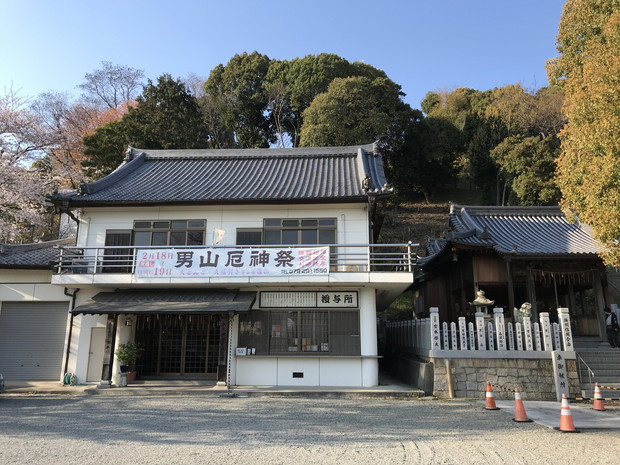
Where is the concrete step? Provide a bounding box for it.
[579,364,620,372]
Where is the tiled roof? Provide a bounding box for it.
[419,205,603,268]
[71,289,256,315]
[0,237,75,269]
[50,144,391,207]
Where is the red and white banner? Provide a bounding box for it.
[135,247,330,278]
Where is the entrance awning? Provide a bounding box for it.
[71,289,256,315]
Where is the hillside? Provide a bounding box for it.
[379,202,448,256]
[379,187,485,256]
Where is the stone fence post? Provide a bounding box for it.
[430,307,441,350]
[558,308,574,351]
[493,308,506,350]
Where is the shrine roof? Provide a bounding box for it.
[419,205,604,268]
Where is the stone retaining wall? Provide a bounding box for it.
[383,353,580,400]
[430,357,580,400]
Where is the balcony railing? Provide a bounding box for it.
[54,243,418,276]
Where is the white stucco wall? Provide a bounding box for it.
[43,201,408,387]
[233,286,379,387]
[77,203,369,248]
[0,270,68,302]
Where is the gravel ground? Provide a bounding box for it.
[0,395,619,465]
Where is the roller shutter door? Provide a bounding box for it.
[0,302,69,380]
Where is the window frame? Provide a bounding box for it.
[132,220,206,247]
[238,308,360,356]
[262,218,337,246]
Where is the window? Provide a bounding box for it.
[103,230,131,273]
[133,220,206,246]
[238,309,359,355]
[263,218,336,245]
[236,228,263,245]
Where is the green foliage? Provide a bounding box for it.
[490,135,560,205]
[264,53,389,147]
[464,115,506,204]
[380,110,459,203]
[419,84,564,206]
[115,342,145,369]
[420,91,440,115]
[82,119,129,178]
[204,52,274,148]
[549,1,620,265]
[382,291,414,321]
[124,74,209,150]
[299,76,409,147]
[83,74,209,177]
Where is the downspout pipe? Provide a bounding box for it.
[63,288,79,375]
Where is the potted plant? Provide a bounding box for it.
[115,342,144,382]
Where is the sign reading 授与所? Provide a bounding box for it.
[135,247,329,278]
[260,291,358,308]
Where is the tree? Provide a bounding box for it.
[0,89,47,163]
[265,54,388,147]
[124,74,209,150]
[0,90,50,242]
[83,74,210,176]
[420,91,440,115]
[196,93,236,149]
[0,161,50,243]
[464,114,507,204]
[490,135,560,206]
[484,84,536,136]
[380,111,460,203]
[204,52,274,148]
[82,119,130,178]
[79,61,145,110]
[299,76,409,147]
[30,92,97,188]
[548,0,620,265]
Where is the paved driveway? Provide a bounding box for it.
[1,396,618,464]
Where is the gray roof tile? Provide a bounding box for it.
[446,205,603,256]
[0,237,75,269]
[419,206,603,268]
[52,144,391,207]
[72,289,256,315]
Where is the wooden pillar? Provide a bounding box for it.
[100,314,119,385]
[526,267,538,321]
[593,273,607,341]
[567,283,577,315]
[506,260,515,315]
[217,314,229,382]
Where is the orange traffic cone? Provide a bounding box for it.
[593,383,605,411]
[485,382,500,410]
[512,388,532,422]
[556,394,580,433]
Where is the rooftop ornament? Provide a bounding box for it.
[470,290,495,316]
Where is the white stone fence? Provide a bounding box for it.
[386,307,575,358]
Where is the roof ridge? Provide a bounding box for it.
[144,153,358,160]
[0,237,75,254]
[81,151,147,195]
[452,205,564,216]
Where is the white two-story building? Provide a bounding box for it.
[42,143,415,387]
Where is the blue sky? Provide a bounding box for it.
[3,0,565,109]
